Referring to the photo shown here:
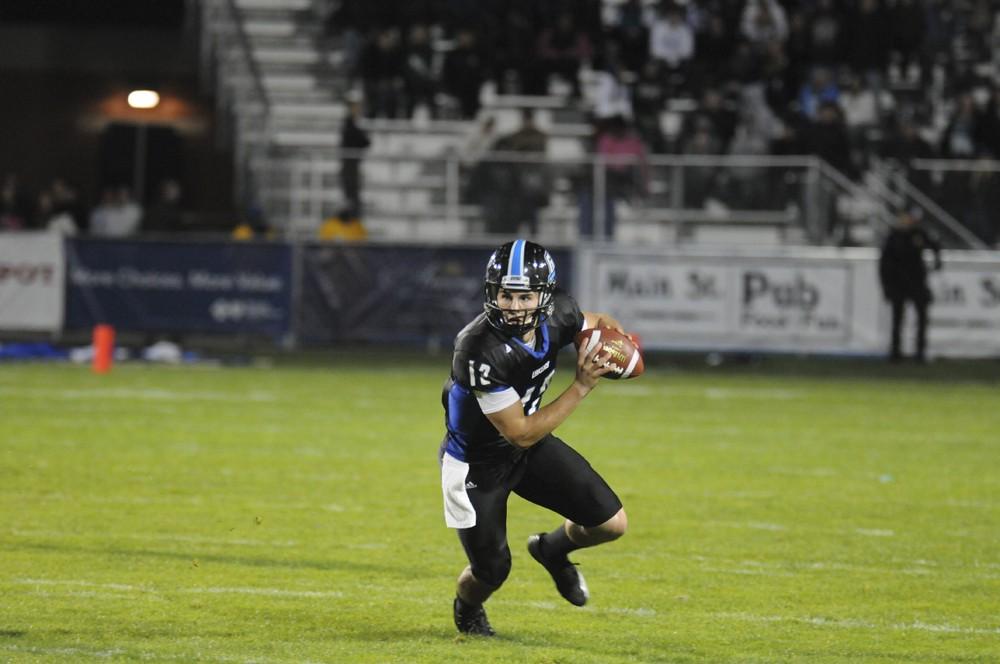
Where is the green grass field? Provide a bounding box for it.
[2,352,998,663]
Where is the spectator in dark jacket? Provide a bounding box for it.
[402,24,439,118]
[846,0,890,85]
[340,100,372,219]
[802,101,855,177]
[974,88,1000,158]
[361,28,406,118]
[609,0,651,74]
[692,13,735,88]
[490,7,540,94]
[443,29,488,119]
[143,179,185,233]
[632,59,668,153]
[889,0,926,82]
[883,117,936,190]
[480,109,549,236]
[879,208,942,362]
[800,101,856,242]
[0,173,31,230]
[940,93,980,158]
[537,12,593,98]
[805,0,846,67]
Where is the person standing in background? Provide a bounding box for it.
[0,174,31,230]
[879,208,942,363]
[89,187,141,237]
[143,179,185,234]
[481,110,548,237]
[340,99,371,220]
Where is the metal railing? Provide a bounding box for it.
[197,0,272,210]
[192,0,991,250]
[252,149,918,247]
[870,158,991,249]
[908,158,999,249]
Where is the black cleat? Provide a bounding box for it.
[527,533,589,606]
[453,597,496,636]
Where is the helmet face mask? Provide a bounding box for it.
[484,239,557,336]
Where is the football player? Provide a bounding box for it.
[440,239,629,636]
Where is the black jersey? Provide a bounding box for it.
[442,290,585,465]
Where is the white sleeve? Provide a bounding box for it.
[475,387,521,414]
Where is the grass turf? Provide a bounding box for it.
[1,352,998,663]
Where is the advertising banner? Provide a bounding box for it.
[298,243,573,344]
[590,257,730,337]
[0,232,64,331]
[735,264,850,341]
[582,248,859,352]
[579,246,1000,357]
[65,239,292,337]
[925,257,1000,357]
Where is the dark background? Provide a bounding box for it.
[0,0,234,220]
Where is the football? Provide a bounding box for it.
[574,327,644,380]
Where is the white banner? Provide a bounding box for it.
[591,257,730,337]
[0,232,65,331]
[735,264,850,341]
[924,257,1000,357]
[577,246,1000,358]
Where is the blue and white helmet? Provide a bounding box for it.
[483,239,557,335]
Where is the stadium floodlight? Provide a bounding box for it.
[127,90,160,109]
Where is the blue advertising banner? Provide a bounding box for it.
[299,243,573,345]
[65,239,293,337]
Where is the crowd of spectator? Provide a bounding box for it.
[0,174,186,237]
[330,0,1000,159]
[327,0,999,244]
[5,1,998,245]
[329,0,1000,144]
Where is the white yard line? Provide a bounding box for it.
[608,552,986,579]
[10,529,298,548]
[12,578,999,636]
[695,520,786,531]
[23,588,166,601]
[772,519,987,542]
[28,495,357,515]
[0,386,278,403]
[9,578,650,616]
[0,644,126,659]
[943,499,999,510]
[12,578,343,599]
[768,466,838,477]
[602,385,804,400]
[0,644,320,664]
[700,567,797,578]
[713,611,1000,636]
[800,560,932,576]
[704,387,802,400]
[78,495,206,506]
[182,587,344,598]
[702,520,897,539]
[438,596,658,618]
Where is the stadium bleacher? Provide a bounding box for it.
[2,0,996,248]
[193,0,999,249]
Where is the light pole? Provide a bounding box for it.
[127,89,159,202]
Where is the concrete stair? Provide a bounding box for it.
[202,0,848,247]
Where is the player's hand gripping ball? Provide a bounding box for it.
[574,327,644,380]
